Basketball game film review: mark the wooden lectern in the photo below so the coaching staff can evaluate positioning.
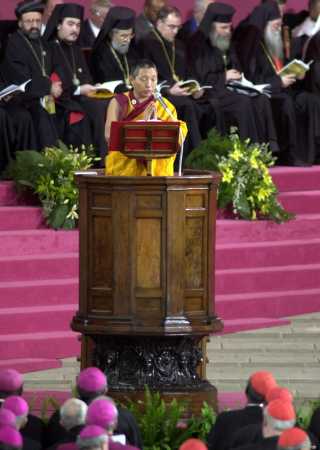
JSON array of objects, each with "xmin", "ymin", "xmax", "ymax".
[
  {"xmin": 72, "ymin": 121, "xmax": 222, "ymax": 413},
  {"xmin": 71, "ymin": 170, "xmax": 223, "ymax": 413}
]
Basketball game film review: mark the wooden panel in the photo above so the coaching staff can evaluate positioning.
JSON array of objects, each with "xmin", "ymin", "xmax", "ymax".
[
  {"xmin": 184, "ymin": 296, "xmax": 205, "ymax": 313},
  {"xmin": 185, "ymin": 217, "xmax": 204, "ymax": 289},
  {"xmin": 89, "ymin": 291, "xmax": 113, "ymax": 314},
  {"xmin": 186, "ymin": 194, "xmax": 205, "ymax": 209},
  {"xmin": 136, "ymin": 298, "xmax": 162, "ymax": 315},
  {"xmin": 136, "ymin": 194, "xmax": 162, "ymax": 209},
  {"xmin": 92, "ymin": 192, "xmax": 112, "ymax": 208},
  {"xmin": 136, "ymin": 219, "xmax": 161, "ymax": 289},
  {"xmin": 91, "ymin": 215, "xmax": 113, "ymax": 288}
]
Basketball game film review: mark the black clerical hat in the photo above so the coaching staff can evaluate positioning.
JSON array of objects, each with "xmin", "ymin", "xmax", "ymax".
[
  {"xmin": 15, "ymin": 0, "xmax": 44, "ymax": 19},
  {"xmin": 199, "ymin": 3, "xmax": 235, "ymax": 36},
  {"xmin": 249, "ymin": 1, "xmax": 281, "ymax": 32},
  {"xmin": 93, "ymin": 6, "xmax": 135, "ymax": 50},
  {"xmin": 43, "ymin": 3, "xmax": 84, "ymax": 41}
]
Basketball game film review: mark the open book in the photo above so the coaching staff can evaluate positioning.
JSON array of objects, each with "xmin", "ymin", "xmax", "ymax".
[
  {"xmin": 177, "ymin": 79, "xmax": 212, "ymax": 94},
  {"xmin": 0, "ymin": 79, "xmax": 31, "ymax": 100},
  {"xmin": 227, "ymin": 75, "xmax": 272, "ymax": 97},
  {"xmin": 278, "ymin": 59, "xmax": 313, "ymax": 78},
  {"xmin": 88, "ymin": 80, "xmax": 124, "ymax": 99}
]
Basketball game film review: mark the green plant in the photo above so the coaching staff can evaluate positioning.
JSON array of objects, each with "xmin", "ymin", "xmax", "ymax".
[
  {"xmin": 186, "ymin": 128, "xmax": 294, "ymax": 223},
  {"xmin": 124, "ymin": 386, "xmax": 216, "ymax": 450},
  {"xmin": 5, "ymin": 141, "xmax": 98, "ymax": 229},
  {"xmin": 296, "ymin": 399, "xmax": 320, "ymax": 430}
]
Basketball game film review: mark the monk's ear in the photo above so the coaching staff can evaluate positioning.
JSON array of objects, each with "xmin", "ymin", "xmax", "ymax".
[{"xmin": 18, "ymin": 19, "xmax": 22, "ymax": 29}]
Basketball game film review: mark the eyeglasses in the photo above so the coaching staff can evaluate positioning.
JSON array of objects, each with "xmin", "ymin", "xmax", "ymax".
[
  {"xmin": 22, "ymin": 18, "xmax": 42, "ymax": 25},
  {"xmin": 115, "ymin": 32, "xmax": 134, "ymax": 41}
]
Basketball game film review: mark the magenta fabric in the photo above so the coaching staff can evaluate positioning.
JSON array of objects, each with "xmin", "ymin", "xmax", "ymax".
[{"xmin": 0, "ymin": 0, "xmax": 308, "ymax": 22}]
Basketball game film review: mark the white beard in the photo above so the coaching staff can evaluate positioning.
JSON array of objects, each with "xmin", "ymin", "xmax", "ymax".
[
  {"xmin": 111, "ymin": 40, "xmax": 130, "ymax": 55},
  {"xmin": 209, "ymin": 31, "xmax": 231, "ymax": 53},
  {"xmin": 264, "ymin": 24, "xmax": 284, "ymax": 59}
]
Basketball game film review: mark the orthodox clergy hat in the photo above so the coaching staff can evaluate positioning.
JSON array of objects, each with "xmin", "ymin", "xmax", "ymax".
[
  {"xmin": 266, "ymin": 387, "xmax": 294, "ymax": 404},
  {"xmin": 0, "ymin": 426, "xmax": 23, "ymax": 448},
  {"xmin": 93, "ymin": 6, "xmax": 136, "ymax": 49},
  {"xmin": 15, "ymin": 0, "xmax": 45, "ymax": 19},
  {"xmin": 43, "ymin": 3, "xmax": 84, "ymax": 41},
  {"xmin": 3, "ymin": 396, "xmax": 29, "ymax": 417},
  {"xmin": 278, "ymin": 428, "xmax": 311, "ymax": 450},
  {"xmin": 179, "ymin": 438, "xmax": 208, "ymax": 450},
  {"xmin": 0, "ymin": 369, "xmax": 23, "ymax": 394},
  {"xmin": 77, "ymin": 367, "xmax": 107, "ymax": 394},
  {"xmin": 0, "ymin": 408, "xmax": 17, "ymax": 428},
  {"xmin": 76, "ymin": 425, "xmax": 108, "ymax": 449},
  {"xmin": 249, "ymin": 1, "xmax": 281, "ymax": 32},
  {"xmin": 199, "ymin": 2, "xmax": 235, "ymax": 36},
  {"xmin": 86, "ymin": 397, "xmax": 118, "ymax": 429}
]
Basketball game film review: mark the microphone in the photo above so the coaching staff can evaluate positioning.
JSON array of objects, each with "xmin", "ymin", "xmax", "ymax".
[{"xmin": 153, "ymin": 90, "xmax": 185, "ymax": 176}]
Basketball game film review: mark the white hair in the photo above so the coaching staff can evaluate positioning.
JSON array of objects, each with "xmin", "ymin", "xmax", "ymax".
[{"xmin": 60, "ymin": 398, "xmax": 88, "ymax": 431}]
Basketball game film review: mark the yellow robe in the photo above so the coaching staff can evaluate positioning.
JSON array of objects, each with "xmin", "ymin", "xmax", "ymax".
[{"xmin": 105, "ymin": 93, "xmax": 188, "ymax": 176}]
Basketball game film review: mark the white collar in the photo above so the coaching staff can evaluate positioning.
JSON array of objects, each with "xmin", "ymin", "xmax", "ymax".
[{"xmin": 88, "ymin": 19, "xmax": 100, "ymax": 37}]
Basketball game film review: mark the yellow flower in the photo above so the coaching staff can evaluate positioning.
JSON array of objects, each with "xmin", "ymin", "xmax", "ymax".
[
  {"xmin": 230, "ymin": 148, "xmax": 242, "ymax": 162},
  {"xmin": 250, "ymin": 156, "xmax": 259, "ymax": 169},
  {"xmin": 222, "ymin": 167, "xmax": 234, "ymax": 183},
  {"xmin": 251, "ymin": 210, "xmax": 257, "ymax": 220},
  {"xmin": 256, "ymin": 187, "xmax": 271, "ymax": 201}
]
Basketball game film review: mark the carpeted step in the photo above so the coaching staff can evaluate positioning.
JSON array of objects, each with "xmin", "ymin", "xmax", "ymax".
[
  {"xmin": 220, "ymin": 317, "xmax": 290, "ymax": 334},
  {"xmin": 0, "ymin": 253, "xmax": 78, "ymax": 282},
  {"xmin": 216, "ymin": 263, "xmax": 320, "ymax": 295},
  {"xmin": 0, "ymin": 305, "xmax": 76, "ymax": 334},
  {"xmin": 0, "ymin": 331, "xmax": 80, "ymax": 360},
  {"xmin": 270, "ymin": 166, "xmax": 320, "ymax": 192},
  {"xmin": 0, "ymin": 206, "xmax": 45, "ymax": 231},
  {"xmin": 0, "ymin": 358, "xmax": 62, "ymax": 373},
  {"xmin": 0, "ymin": 229, "xmax": 78, "ymax": 257},
  {"xmin": 216, "ymin": 214, "xmax": 320, "ymax": 244},
  {"xmin": 0, "ymin": 278, "xmax": 78, "ymax": 307},
  {"xmin": 278, "ymin": 191, "xmax": 320, "ymax": 214},
  {"xmin": 0, "ymin": 181, "xmax": 18, "ymax": 206},
  {"xmin": 216, "ymin": 288, "xmax": 320, "ymax": 319},
  {"xmin": 216, "ymin": 238, "xmax": 320, "ymax": 270}
]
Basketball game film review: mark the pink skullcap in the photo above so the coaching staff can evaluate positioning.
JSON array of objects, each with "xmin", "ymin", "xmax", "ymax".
[
  {"xmin": 3, "ymin": 396, "xmax": 29, "ymax": 416},
  {"xmin": 77, "ymin": 367, "xmax": 107, "ymax": 393},
  {"xmin": 179, "ymin": 438, "xmax": 208, "ymax": 450},
  {"xmin": 86, "ymin": 398, "xmax": 118, "ymax": 428},
  {"xmin": 267, "ymin": 400, "xmax": 296, "ymax": 421},
  {"xmin": 0, "ymin": 369, "xmax": 23, "ymax": 392},
  {"xmin": 278, "ymin": 428, "xmax": 310, "ymax": 448},
  {"xmin": 250, "ymin": 371, "xmax": 277, "ymax": 396},
  {"xmin": 79, "ymin": 425, "xmax": 107, "ymax": 440},
  {"xmin": 0, "ymin": 425, "xmax": 23, "ymax": 447},
  {"xmin": 266, "ymin": 387, "xmax": 294, "ymax": 404},
  {"xmin": 0, "ymin": 408, "xmax": 17, "ymax": 428}
]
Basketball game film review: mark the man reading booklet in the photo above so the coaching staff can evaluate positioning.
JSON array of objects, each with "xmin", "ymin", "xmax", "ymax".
[
  {"xmin": 0, "ymin": 79, "xmax": 31, "ymax": 101},
  {"xmin": 277, "ymin": 59, "xmax": 313, "ymax": 78},
  {"xmin": 105, "ymin": 60, "xmax": 187, "ymax": 176}
]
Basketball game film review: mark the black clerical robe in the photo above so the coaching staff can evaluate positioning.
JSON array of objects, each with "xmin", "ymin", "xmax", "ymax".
[
  {"xmin": 207, "ymin": 405, "xmax": 263, "ymax": 450},
  {"xmin": 2, "ymin": 30, "xmax": 60, "ymax": 149},
  {"xmin": 239, "ymin": 36, "xmax": 320, "ymax": 164},
  {"xmin": 78, "ymin": 19, "xmax": 96, "ymax": 48},
  {"xmin": 91, "ymin": 41, "xmax": 139, "ymax": 90},
  {"xmin": 188, "ymin": 35, "xmax": 278, "ymax": 150},
  {"xmin": 50, "ymin": 39, "xmax": 108, "ymax": 158},
  {"xmin": 140, "ymin": 30, "xmax": 218, "ymax": 158}
]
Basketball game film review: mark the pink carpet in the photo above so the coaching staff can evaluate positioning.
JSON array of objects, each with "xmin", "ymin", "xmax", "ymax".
[{"xmin": 0, "ymin": 167, "xmax": 320, "ymax": 373}]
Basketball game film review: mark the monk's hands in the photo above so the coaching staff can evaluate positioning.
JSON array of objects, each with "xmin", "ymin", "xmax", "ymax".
[
  {"xmin": 144, "ymin": 101, "xmax": 157, "ymax": 120},
  {"xmin": 80, "ymin": 84, "xmax": 97, "ymax": 96},
  {"xmin": 51, "ymin": 81, "xmax": 62, "ymax": 98},
  {"xmin": 169, "ymin": 83, "xmax": 190, "ymax": 96},
  {"xmin": 281, "ymin": 74, "xmax": 296, "ymax": 88},
  {"xmin": 226, "ymin": 69, "xmax": 242, "ymax": 81}
]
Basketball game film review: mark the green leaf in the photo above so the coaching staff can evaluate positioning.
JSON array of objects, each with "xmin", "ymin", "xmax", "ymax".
[{"xmin": 48, "ymin": 204, "xmax": 69, "ymax": 229}]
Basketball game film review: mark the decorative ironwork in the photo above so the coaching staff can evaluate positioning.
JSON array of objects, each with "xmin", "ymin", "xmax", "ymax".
[{"xmin": 93, "ymin": 335, "xmax": 209, "ymax": 391}]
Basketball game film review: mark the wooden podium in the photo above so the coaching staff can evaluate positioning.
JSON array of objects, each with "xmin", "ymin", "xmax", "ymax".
[{"xmin": 71, "ymin": 170, "xmax": 223, "ymax": 413}]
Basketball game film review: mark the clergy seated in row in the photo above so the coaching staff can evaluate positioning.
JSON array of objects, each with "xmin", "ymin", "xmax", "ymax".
[
  {"xmin": 139, "ymin": 6, "xmax": 219, "ymax": 159},
  {"xmin": 104, "ymin": 59, "xmax": 187, "ymax": 176},
  {"xmin": 43, "ymin": 3, "xmax": 109, "ymax": 159},
  {"xmin": 291, "ymin": 0, "xmax": 320, "ymax": 59},
  {"xmin": 91, "ymin": 6, "xmax": 140, "ymax": 90},
  {"xmin": 186, "ymin": 3, "xmax": 279, "ymax": 151},
  {"xmin": 234, "ymin": 0, "xmax": 320, "ymax": 166}
]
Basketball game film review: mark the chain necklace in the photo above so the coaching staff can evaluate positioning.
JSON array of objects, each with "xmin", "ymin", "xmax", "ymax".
[
  {"xmin": 18, "ymin": 30, "xmax": 47, "ymax": 76},
  {"xmin": 56, "ymin": 40, "xmax": 80, "ymax": 86},
  {"xmin": 151, "ymin": 29, "xmax": 179, "ymax": 82},
  {"xmin": 108, "ymin": 43, "xmax": 130, "ymax": 86},
  {"xmin": 261, "ymin": 42, "xmax": 282, "ymax": 74}
]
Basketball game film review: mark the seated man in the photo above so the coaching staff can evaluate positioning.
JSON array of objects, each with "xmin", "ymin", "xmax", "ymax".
[
  {"xmin": 105, "ymin": 59, "xmax": 187, "ymax": 176},
  {"xmin": 78, "ymin": 0, "xmax": 112, "ymax": 48}
]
